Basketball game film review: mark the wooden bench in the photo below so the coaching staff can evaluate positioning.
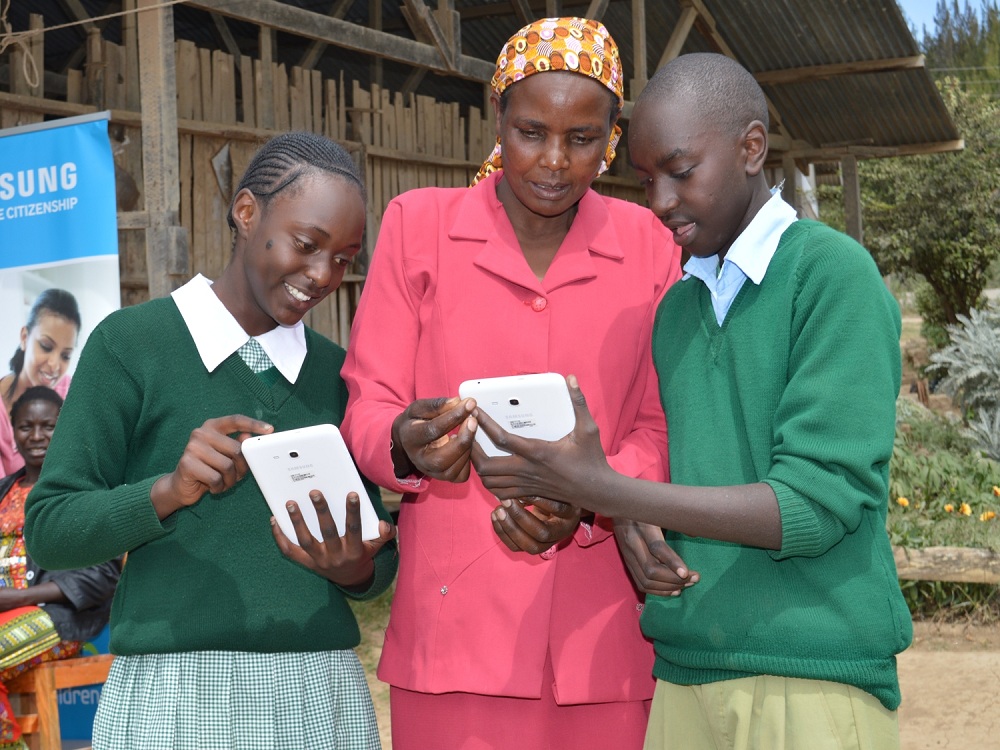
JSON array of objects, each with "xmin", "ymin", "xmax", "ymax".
[{"xmin": 8, "ymin": 653, "xmax": 114, "ymax": 750}]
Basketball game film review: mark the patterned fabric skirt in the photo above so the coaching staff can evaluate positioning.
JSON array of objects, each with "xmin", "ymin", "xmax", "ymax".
[{"xmin": 93, "ymin": 650, "xmax": 381, "ymax": 750}]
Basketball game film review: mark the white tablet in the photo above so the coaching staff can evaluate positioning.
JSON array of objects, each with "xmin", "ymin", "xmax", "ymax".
[
  {"xmin": 242, "ymin": 423, "xmax": 381, "ymax": 544},
  {"xmin": 459, "ymin": 372, "xmax": 575, "ymax": 457}
]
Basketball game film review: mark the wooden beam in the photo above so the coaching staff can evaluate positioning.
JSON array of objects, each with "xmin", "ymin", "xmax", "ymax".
[
  {"xmin": 186, "ymin": 0, "xmax": 494, "ymax": 82},
  {"xmin": 630, "ymin": 0, "xmax": 647, "ymax": 99},
  {"xmin": 511, "ymin": 0, "xmax": 534, "ymax": 25},
  {"xmin": 56, "ymin": 0, "xmax": 96, "ymax": 33},
  {"xmin": 894, "ymin": 546, "xmax": 1000, "ymax": 584},
  {"xmin": 783, "ymin": 139, "xmax": 965, "ymax": 162},
  {"xmin": 657, "ymin": 4, "xmax": 697, "ymax": 69},
  {"xmin": 755, "ymin": 56, "xmax": 925, "ymax": 86},
  {"xmin": 841, "ymin": 154, "xmax": 862, "ymax": 244},
  {"xmin": 210, "ymin": 13, "xmax": 242, "ymax": 70},
  {"xmin": 400, "ymin": 67, "xmax": 428, "ymax": 96},
  {"xmin": 0, "ymin": 89, "xmax": 364, "ymax": 149},
  {"xmin": 136, "ymin": 0, "xmax": 188, "ymax": 297},
  {"xmin": 298, "ymin": 0, "xmax": 354, "ymax": 70},
  {"xmin": 401, "ymin": 0, "xmax": 457, "ymax": 71},
  {"xmin": 584, "ymin": 0, "xmax": 610, "ymax": 20}
]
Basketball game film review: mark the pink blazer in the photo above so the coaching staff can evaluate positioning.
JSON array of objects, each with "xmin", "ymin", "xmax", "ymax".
[{"xmin": 341, "ymin": 173, "xmax": 682, "ymax": 704}]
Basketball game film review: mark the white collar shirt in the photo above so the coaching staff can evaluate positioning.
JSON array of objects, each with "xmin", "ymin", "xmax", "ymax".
[
  {"xmin": 170, "ymin": 274, "xmax": 307, "ymax": 384},
  {"xmin": 682, "ymin": 190, "xmax": 798, "ymax": 326}
]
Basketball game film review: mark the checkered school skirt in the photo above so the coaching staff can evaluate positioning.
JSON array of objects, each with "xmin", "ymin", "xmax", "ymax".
[{"xmin": 92, "ymin": 650, "xmax": 381, "ymax": 750}]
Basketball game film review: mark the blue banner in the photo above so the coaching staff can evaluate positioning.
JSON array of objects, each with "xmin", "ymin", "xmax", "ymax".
[
  {"xmin": 0, "ymin": 113, "xmax": 121, "ymax": 406},
  {"xmin": 0, "ymin": 113, "xmax": 118, "ymax": 269}
]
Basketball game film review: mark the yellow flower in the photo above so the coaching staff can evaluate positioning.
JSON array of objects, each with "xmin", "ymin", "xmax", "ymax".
[
  {"xmin": 896, "ymin": 497, "xmax": 910, "ymax": 508},
  {"xmin": 959, "ymin": 502, "xmax": 973, "ymax": 516},
  {"xmin": 993, "ymin": 486, "xmax": 1000, "ymax": 497},
  {"xmin": 981, "ymin": 511, "xmax": 997, "ymax": 522},
  {"xmin": 944, "ymin": 504, "xmax": 954, "ymax": 513}
]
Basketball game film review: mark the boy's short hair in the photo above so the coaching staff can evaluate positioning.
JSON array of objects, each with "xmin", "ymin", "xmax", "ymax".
[{"xmin": 644, "ymin": 53, "xmax": 768, "ymax": 136}]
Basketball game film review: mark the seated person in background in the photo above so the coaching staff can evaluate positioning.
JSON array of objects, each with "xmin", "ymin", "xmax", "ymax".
[
  {"xmin": 473, "ymin": 53, "xmax": 911, "ymax": 750},
  {"xmin": 0, "ymin": 289, "xmax": 81, "ymax": 476},
  {"xmin": 0, "ymin": 386, "xmax": 120, "ymax": 749}
]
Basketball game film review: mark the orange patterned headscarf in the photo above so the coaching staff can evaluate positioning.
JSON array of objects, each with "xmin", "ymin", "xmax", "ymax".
[{"xmin": 472, "ymin": 17, "xmax": 624, "ymax": 186}]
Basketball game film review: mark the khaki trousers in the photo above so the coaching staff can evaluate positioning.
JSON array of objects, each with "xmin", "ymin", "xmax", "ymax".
[{"xmin": 644, "ymin": 675, "xmax": 899, "ymax": 750}]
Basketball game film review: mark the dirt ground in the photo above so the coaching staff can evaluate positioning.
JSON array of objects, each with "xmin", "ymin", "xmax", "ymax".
[
  {"xmin": 363, "ymin": 619, "xmax": 1000, "ymax": 750},
  {"xmin": 899, "ymin": 620, "xmax": 1000, "ymax": 750}
]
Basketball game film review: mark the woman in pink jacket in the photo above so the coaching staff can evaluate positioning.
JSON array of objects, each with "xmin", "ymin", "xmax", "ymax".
[{"xmin": 341, "ymin": 17, "xmax": 683, "ymax": 750}]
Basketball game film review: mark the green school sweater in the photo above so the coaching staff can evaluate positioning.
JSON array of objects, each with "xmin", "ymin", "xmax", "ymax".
[
  {"xmin": 25, "ymin": 298, "xmax": 397, "ymax": 655},
  {"xmin": 645, "ymin": 220, "xmax": 912, "ymax": 710}
]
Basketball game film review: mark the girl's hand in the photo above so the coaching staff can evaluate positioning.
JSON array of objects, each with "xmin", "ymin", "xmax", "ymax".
[
  {"xmin": 272, "ymin": 490, "xmax": 396, "ymax": 587},
  {"xmin": 472, "ymin": 376, "xmax": 611, "ymax": 511},
  {"xmin": 151, "ymin": 415, "xmax": 273, "ymax": 520},
  {"xmin": 491, "ymin": 496, "xmax": 583, "ymax": 555},
  {"xmin": 391, "ymin": 397, "xmax": 478, "ymax": 482}
]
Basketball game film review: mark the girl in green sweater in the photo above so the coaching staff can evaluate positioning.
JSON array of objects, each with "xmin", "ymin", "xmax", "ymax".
[{"xmin": 25, "ymin": 132, "xmax": 397, "ymax": 749}]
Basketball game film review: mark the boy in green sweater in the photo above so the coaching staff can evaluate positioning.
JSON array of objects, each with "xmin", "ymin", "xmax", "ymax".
[{"xmin": 473, "ymin": 53, "xmax": 911, "ymax": 749}]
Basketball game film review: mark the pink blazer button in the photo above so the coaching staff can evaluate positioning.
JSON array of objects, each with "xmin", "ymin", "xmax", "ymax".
[{"xmin": 530, "ymin": 296, "xmax": 547, "ymax": 312}]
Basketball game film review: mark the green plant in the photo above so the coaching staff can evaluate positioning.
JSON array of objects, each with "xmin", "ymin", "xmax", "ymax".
[
  {"xmin": 927, "ymin": 303, "xmax": 1000, "ymax": 459},
  {"xmin": 928, "ymin": 305, "xmax": 1000, "ymax": 410},
  {"xmin": 862, "ymin": 78, "xmax": 1000, "ymax": 326},
  {"xmin": 899, "ymin": 579, "xmax": 1000, "ymax": 624},
  {"xmin": 915, "ymin": 282, "xmax": 952, "ymax": 351},
  {"xmin": 889, "ymin": 398, "xmax": 999, "ymax": 550}
]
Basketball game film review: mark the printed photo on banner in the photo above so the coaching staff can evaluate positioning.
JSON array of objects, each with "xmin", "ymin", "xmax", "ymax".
[{"xmin": 0, "ymin": 111, "xmax": 120, "ymax": 394}]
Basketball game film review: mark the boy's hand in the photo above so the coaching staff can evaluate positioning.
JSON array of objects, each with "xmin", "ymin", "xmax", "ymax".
[
  {"xmin": 391, "ymin": 397, "xmax": 478, "ymax": 482},
  {"xmin": 614, "ymin": 520, "xmax": 699, "ymax": 596},
  {"xmin": 472, "ymin": 375, "xmax": 610, "ymax": 511},
  {"xmin": 491, "ymin": 496, "xmax": 582, "ymax": 555},
  {"xmin": 151, "ymin": 415, "xmax": 273, "ymax": 520},
  {"xmin": 272, "ymin": 490, "xmax": 396, "ymax": 588}
]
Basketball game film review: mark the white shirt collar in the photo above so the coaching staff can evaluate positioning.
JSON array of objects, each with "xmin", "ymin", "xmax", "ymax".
[
  {"xmin": 171, "ymin": 274, "xmax": 307, "ymax": 383},
  {"xmin": 723, "ymin": 191, "xmax": 798, "ymax": 284}
]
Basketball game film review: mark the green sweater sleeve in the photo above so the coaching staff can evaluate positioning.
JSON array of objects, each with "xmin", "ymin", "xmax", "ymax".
[
  {"xmin": 764, "ymin": 227, "xmax": 901, "ymax": 559},
  {"xmin": 25, "ymin": 325, "xmax": 170, "ymax": 570}
]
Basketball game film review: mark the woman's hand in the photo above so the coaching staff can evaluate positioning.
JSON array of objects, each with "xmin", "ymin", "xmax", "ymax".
[
  {"xmin": 272, "ymin": 490, "xmax": 396, "ymax": 588},
  {"xmin": 472, "ymin": 376, "xmax": 612, "ymax": 512},
  {"xmin": 491, "ymin": 496, "xmax": 583, "ymax": 555},
  {"xmin": 614, "ymin": 519, "xmax": 699, "ymax": 596},
  {"xmin": 391, "ymin": 397, "xmax": 478, "ymax": 483},
  {"xmin": 150, "ymin": 415, "xmax": 273, "ymax": 520}
]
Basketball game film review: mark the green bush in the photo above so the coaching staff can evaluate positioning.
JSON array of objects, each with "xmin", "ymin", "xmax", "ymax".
[{"xmin": 888, "ymin": 398, "xmax": 999, "ymax": 551}]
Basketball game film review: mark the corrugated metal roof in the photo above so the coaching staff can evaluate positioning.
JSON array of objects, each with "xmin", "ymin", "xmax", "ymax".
[{"xmin": 7, "ymin": 0, "xmax": 961, "ymax": 161}]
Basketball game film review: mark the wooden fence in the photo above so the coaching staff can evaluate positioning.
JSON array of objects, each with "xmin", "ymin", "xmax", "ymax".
[{"xmin": 0, "ymin": 13, "xmax": 644, "ymax": 345}]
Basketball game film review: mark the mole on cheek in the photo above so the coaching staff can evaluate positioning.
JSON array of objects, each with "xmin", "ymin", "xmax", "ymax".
[{"xmin": 266, "ymin": 240, "xmax": 273, "ymax": 249}]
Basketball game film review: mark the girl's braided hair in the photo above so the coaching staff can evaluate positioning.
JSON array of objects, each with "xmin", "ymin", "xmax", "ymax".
[{"xmin": 226, "ymin": 131, "xmax": 365, "ymax": 231}]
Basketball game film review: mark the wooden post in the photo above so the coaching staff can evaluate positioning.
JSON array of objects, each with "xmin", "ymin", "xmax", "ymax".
[
  {"xmin": 137, "ymin": 0, "xmax": 189, "ymax": 297},
  {"xmin": 257, "ymin": 26, "xmax": 275, "ymax": 129},
  {"xmin": 781, "ymin": 154, "xmax": 799, "ymax": 215},
  {"xmin": 842, "ymin": 154, "xmax": 863, "ymax": 245},
  {"xmin": 122, "ymin": 0, "xmax": 141, "ymax": 110},
  {"xmin": 370, "ymin": 0, "xmax": 383, "ymax": 89},
  {"xmin": 630, "ymin": 0, "xmax": 647, "ymax": 100}
]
